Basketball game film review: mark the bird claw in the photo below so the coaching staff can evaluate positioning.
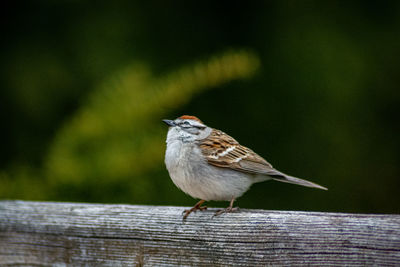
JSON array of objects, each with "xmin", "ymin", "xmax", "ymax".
[
  {"xmin": 213, "ymin": 206, "xmax": 238, "ymax": 217},
  {"xmin": 182, "ymin": 205, "xmax": 207, "ymax": 220}
]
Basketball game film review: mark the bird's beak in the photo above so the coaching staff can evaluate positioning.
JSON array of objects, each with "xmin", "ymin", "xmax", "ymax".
[{"xmin": 162, "ymin": 119, "xmax": 175, "ymax": 127}]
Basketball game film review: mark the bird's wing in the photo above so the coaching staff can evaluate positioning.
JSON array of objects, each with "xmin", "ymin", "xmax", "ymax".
[
  {"xmin": 198, "ymin": 129, "xmax": 278, "ymax": 176},
  {"xmin": 199, "ymin": 129, "xmax": 328, "ymax": 190}
]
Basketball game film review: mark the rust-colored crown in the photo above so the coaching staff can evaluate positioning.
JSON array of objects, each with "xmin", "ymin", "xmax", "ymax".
[{"xmin": 178, "ymin": 115, "xmax": 203, "ymax": 123}]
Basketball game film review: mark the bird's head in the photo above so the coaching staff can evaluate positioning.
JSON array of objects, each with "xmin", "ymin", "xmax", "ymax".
[{"xmin": 163, "ymin": 115, "xmax": 211, "ymax": 143}]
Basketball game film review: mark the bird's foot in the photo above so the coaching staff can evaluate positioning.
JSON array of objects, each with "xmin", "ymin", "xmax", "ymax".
[
  {"xmin": 182, "ymin": 200, "xmax": 207, "ymax": 220},
  {"xmin": 213, "ymin": 198, "xmax": 238, "ymax": 217},
  {"xmin": 213, "ymin": 206, "xmax": 238, "ymax": 217}
]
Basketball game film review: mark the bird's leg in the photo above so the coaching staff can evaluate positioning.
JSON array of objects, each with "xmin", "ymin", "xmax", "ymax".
[
  {"xmin": 183, "ymin": 199, "xmax": 207, "ymax": 220},
  {"xmin": 213, "ymin": 198, "xmax": 238, "ymax": 217}
]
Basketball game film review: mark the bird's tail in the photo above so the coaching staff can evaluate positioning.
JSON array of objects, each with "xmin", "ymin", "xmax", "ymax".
[{"xmin": 270, "ymin": 172, "xmax": 328, "ymax": 190}]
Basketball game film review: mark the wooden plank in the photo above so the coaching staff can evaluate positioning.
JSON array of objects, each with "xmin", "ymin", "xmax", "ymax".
[{"xmin": 0, "ymin": 200, "xmax": 399, "ymax": 266}]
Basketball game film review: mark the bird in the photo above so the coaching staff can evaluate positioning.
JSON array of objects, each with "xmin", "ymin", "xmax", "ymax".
[{"xmin": 163, "ymin": 115, "xmax": 327, "ymax": 219}]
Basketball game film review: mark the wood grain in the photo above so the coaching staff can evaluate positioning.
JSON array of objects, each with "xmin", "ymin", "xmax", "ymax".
[{"xmin": 1, "ymin": 200, "xmax": 399, "ymax": 266}]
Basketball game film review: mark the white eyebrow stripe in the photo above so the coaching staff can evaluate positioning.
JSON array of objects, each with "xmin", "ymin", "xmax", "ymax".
[{"xmin": 189, "ymin": 120, "xmax": 206, "ymax": 127}]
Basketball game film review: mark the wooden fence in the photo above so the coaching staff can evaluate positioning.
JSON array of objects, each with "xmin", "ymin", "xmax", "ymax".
[{"xmin": 1, "ymin": 200, "xmax": 399, "ymax": 266}]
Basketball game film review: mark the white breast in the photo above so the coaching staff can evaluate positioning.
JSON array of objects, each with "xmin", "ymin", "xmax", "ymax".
[{"xmin": 164, "ymin": 138, "xmax": 253, "ymax": 201}]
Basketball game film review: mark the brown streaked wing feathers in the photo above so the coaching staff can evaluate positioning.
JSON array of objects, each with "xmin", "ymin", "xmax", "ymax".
[{"xmin": 199, "ymin": 129, "xmax": 277, "ymax": 175}]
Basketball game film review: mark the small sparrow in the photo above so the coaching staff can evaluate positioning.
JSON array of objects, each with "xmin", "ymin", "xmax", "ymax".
[{"xmin": 163, "ymin": 115, "xmax": 327, "ymax": 219}]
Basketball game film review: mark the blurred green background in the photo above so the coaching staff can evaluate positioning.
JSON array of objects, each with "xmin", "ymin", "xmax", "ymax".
[{"xmin": 1, "ymin": 1, "xmax": 399, "ymax": 214}]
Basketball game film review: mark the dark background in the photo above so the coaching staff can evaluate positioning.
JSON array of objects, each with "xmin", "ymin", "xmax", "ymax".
[{"xmin": 1, "ymin": 1, "xmax": 399, "ymax": 214}]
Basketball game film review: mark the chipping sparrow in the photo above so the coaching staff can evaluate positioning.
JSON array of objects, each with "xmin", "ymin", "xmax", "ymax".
[{"xmin": 163, "ymin": 115, "xmax": 327, "ymax": 219}]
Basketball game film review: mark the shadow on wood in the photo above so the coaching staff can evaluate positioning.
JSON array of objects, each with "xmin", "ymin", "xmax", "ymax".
[{"xmin": 1, "ymin": 200, "xmax": 399, "ymax": 266}]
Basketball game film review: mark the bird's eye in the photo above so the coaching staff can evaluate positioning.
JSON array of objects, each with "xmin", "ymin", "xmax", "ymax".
[{"xmin": 178, "ymin": 120, "xmax": 191, "ymax": 127}]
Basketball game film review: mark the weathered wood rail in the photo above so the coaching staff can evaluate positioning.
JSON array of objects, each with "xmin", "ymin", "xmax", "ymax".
[{"xmin": 0, "ymin": 201, "xmax": 399, "ymax": 266}]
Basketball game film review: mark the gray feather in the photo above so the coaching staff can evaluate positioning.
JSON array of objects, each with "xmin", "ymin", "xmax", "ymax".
[{"xmin": 269, "ymin": 171, "xmax": 328, "ymax": 190}]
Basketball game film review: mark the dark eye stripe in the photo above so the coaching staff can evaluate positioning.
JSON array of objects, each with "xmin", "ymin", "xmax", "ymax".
[
  {"xmin": 179, "ymin": 122, "xmax": 191, "ymax": 128},
  {"xmin": 179, "ymin": 120, "xmax": 205, "ymax": 129}
]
